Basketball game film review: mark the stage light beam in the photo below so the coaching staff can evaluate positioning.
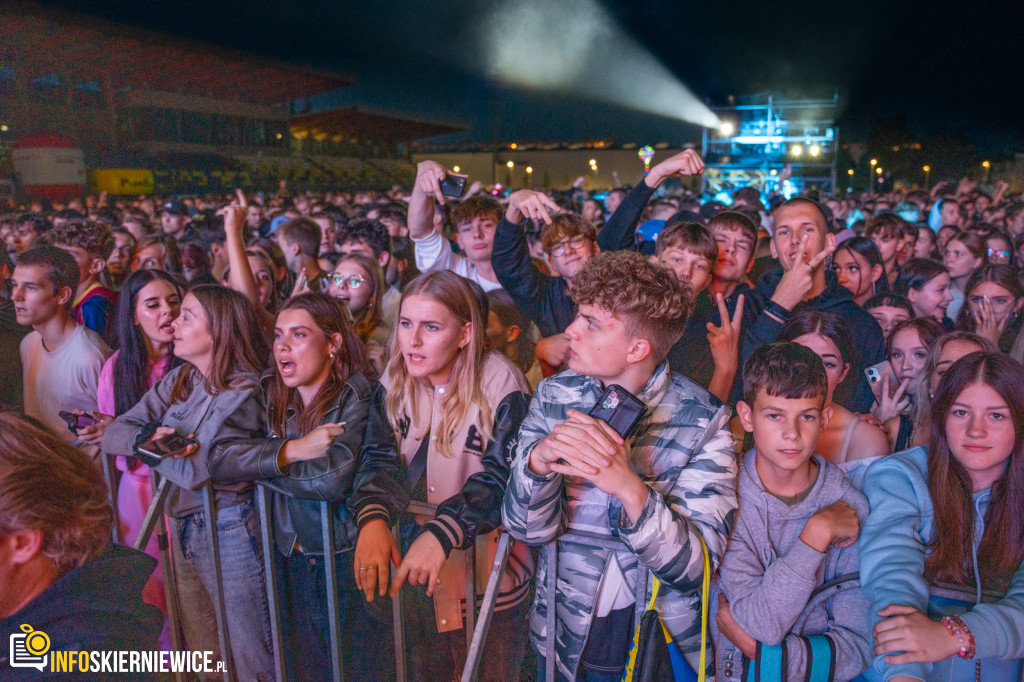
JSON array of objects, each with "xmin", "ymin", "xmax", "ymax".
[{"xmin": 483, "ymin": 0, "xmax": 720, "ymax": 128}]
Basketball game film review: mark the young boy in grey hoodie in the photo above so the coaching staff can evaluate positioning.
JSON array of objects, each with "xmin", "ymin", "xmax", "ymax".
[{"xmin": 713, "ymin": 342, "xmax": 872, "ymax": 681}]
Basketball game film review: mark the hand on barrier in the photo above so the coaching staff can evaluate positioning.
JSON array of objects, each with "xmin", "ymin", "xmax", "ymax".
[
  {"xmin": 354, "ymin": 518, "xmax": 402, "ymax": 602},
  {"xmin": 391, "ymin": 532, "xmax": 446, "ymax": 598}
]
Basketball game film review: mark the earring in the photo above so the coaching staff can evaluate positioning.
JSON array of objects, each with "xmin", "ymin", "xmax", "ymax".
[{"xmin": 329, "ymin": 352, "xmax": 335, "ymax": 359}]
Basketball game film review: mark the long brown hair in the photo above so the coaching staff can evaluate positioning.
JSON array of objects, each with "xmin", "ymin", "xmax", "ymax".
[
  {"xmin": 926, "ymin": 352, "xmax": 1024, "ymax": 589},
  {"xmin": 333, "ymin": 253, "xmax": 384, "ymax": 343},
  {"xmin": 169, "ymin": 285, "xmax": 270, "ymax": 403},
  {"xmin": 383, "ymin": 270, "xmax": 492, "ymax": 458},
  {"xmin": 266, "ymin": 293, "xmax": 367, "ymax": 437}
]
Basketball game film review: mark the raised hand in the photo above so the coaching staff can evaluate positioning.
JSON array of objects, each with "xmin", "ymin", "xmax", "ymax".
[
  {"xmin": 707, "ymin": 293, "xmax": 744, "ymax": 370},
  {"xmin": 770, "ymin": 235, "xmax": 835, "ymax": 311},
  {"xmin": 646, "ymin": 149, "xmax": 705, "ymax": 187},
  {"xmin": 414, "ymin": 160, "xmax": 452, "ymax": 205},
  {"xmin": 873, "ymin": 374, "xmax": 911, "ymax": 424},
  {"xmin": 972, "ymin": 297, "xmax": 1006, "ymax": 346},
  {"xmin": 506, "ymin": 190, "xmax": 562, "ymax": 225}
]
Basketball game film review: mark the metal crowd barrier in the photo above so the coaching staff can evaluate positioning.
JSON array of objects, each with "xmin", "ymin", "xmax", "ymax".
[
  {"xmin": 103, "ymin": 454, "xmax": 521, "ymax": 682},
  {"xmin": 105, "ymin": 455, "xmax": 234, "ymax": 682}
]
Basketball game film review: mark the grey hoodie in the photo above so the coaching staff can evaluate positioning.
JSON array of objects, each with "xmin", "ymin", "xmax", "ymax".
[
  {"xmin": 102, "ymin": 365, "xmax": 263, "ymax": 517},
  {"xmin": 713, "ymin": 449, "xmax": 872, "ymax": 681}
]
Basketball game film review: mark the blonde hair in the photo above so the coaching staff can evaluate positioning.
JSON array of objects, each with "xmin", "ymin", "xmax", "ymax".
[{"xmin": 384, "ymin": 271, "xmax": 492, "ymax": 457}]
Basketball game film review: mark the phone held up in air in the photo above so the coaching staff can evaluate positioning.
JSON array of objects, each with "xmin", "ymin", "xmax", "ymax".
[
  {"xmin": 136, "ymin": 433, "xmax": 199, "ymax": 467},
  {"xmin": 558, "ymin": 384, "xmax": 648, "ymax": 468},
  {"xmin": 59, "ymin": 410, "xmax": 99, "ymax": 434},
  {"xmin": 439, "ymin": 172, "xmax": 468, "ymax": 198},
  {"xmin": 864, "ymin": 360, "xmax": 898, "ymax": 403}
]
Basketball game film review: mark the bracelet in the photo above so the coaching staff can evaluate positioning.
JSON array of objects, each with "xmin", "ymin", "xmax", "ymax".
[
  {"xmin": 941, "ymin": 614, "xmax": 976, "ymax": 660},
  {"xmin": 764, "ymin": 299, "xmax": 792, "ymax": 321}
]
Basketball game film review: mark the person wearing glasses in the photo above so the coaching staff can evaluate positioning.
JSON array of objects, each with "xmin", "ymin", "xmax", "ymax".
[
  {"xmin": 955, "ymin": 264, "xmax": 1024, "ymax": 352},
  {"xmin": 489, "ymin": 189, "xmax": 602, "ymax": 373},
  {"xmin": 328, "ymin": 253, "xmax": 389, "ymax": 377}
]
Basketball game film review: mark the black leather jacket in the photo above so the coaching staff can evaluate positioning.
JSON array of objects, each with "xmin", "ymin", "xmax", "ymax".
[{"xmin": 208, "ymin": 371, "xmax": 407, "ymax": 556}]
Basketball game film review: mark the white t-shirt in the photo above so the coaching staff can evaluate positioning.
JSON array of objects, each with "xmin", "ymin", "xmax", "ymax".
[
  {"xmin": 21, "ymin": 324, "xmax": 111, "ymax": 442},
  {"xmin": 412, "ymin": 230, "xmax": 504, "ymax": 292}
]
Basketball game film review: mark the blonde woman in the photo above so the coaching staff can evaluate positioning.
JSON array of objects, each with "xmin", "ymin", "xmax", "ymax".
[{"xmin": 352, "ymin": 270, "xmax": 534, "ymax": 681}]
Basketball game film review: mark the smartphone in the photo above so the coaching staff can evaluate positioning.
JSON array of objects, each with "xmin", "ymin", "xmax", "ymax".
[
  {"xmin": 136, "ymin": 433, "xmax": 199, "ymax": 467},
  {"xmin": 59, "ymin": 410, "xmax": 99, "ymax": 434},
  {"xmin": 439, "ymin": 173, "xmax": 468, "ymax": 198},
  {"xmin": 864, "ymin": 360, "xmax": 898, "ymax": 403},
  {"xmin": 557, "ymin": 385, "xmax": 648, "ymax": 468}
]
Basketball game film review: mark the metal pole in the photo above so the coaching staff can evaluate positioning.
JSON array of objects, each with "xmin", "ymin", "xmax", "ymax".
[
  {"xmin": 321, "ymin": 501, "xmax": 345, "ymax": 682},
  {"xmin": 464, "ymin": 542, "xmax": 476, "ymax": 663},
  {"xmin": 202, "ymin": 483, "xmax": 235, "ymax": 682},
  {"xmin": 150, "ymin": 470, "xmax": 185, "ymax": 682},
  {"xmin": 544, "ymin": 543, "xmax": 557, "ymax": 682},
  {"xmin": 102, "ymin": 453, "xmax": 123, "ymax": 544},
  {"xmin": 391, "ymin": 519, "xmax": 408, "ymax": 682},
  {"xmin": 134, "ymin": 478, "xmax": 174, "ymax": 552},
  {"xmin": 257, "ymin": 487, "xmax": 287, "ymax": 682},
  {"xmin": 460, "ymin": 533, "xmax": 513, "ymax": 682}
]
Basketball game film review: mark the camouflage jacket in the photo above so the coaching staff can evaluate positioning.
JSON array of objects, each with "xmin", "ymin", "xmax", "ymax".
[{"xmin": 502, "ymin": 362, "xmax": 739, "ymax": 679}]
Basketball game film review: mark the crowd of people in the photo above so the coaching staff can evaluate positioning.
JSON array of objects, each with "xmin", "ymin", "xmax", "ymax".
[{"xmin": 2, "ymin": 148, "xmax": 1024, "ymax": 681}]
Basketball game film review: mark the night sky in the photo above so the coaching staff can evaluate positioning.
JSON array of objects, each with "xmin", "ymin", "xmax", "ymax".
[{"xmin": 35, "ymin": 0, "xmax": 1024, "ymax": 153}]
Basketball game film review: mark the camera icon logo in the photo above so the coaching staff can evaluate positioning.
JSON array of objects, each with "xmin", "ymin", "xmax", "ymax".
[{"xmin": 9, "ymin": 624, "xmax": 49, "ymax": 671}]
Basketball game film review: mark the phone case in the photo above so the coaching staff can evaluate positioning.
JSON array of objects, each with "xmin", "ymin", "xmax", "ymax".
[
  {"xmin": 439, "ymin": 174, "xmax": 468, "ymax": 198},
  {"xmin": 588, "ymin": 384, "xmax": 648, "ymax": 439}
]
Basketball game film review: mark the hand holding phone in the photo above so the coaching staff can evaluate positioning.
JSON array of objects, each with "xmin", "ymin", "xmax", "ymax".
[
  {"xmin": 439, "ymin": 173, "xmax": 468, "ymax": 199},
  {"xmin": 136, "ymin": 430, "xmax": 199, "ymax": 467},
  {"xmin": 59, "ymin": 410, "xmax": 99, "ymax": 435}
]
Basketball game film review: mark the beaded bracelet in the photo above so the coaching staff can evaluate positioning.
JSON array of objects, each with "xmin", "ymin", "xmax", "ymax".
[{"xmin": 941, "ymin": 614, "xmax": 976, "ymax": 660}]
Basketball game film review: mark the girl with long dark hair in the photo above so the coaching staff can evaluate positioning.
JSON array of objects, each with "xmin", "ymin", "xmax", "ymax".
[
  {"xmin": 861, "ymin": 352, "xmax": 1024, "ymax": 679},
  {"xmin": 208, "ymin": 293, "xmax": 397, "ymax": 681},
  {"xmin": 103, "ymin": 286, "xmax": 274, "ymax": 680},
  {"xmin": 73, "ymin": 268, "xmax": 184, "ymax": 649},
  {"xmin": 832, "ymin": 236, "xmax": 888, "ymax": 306}
]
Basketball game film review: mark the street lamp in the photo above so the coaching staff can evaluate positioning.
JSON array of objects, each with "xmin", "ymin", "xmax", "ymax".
[
  {"xmin": 876, "ymin": 167, "xmax": 883, "ymax": 174},
  {"xmin": 982, "ymin": 160, "xmax": 991, "ymax": 183},
  {"xmin": 847, "ymin": 169, "xmax": 854, "ymax": 176},
  {"xmin": 870, "ymin": 158, "xmax": 877, "ymax": 167},
  {"xmin": 923, "ymin": 165, "xmax": 931, "ymax": 185}
]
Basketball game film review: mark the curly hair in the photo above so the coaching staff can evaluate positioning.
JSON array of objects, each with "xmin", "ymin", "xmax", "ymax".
[
  {"xmin": 569, "ymin": 251, "xmax": 693, "ymax": 362},
  {"xmin": 43, "ymin": 219, "xmax": 115, "ymax": 259},
  {"xmin": 0, "ymin": 412, "xmax": 112, "ymax": 577}
]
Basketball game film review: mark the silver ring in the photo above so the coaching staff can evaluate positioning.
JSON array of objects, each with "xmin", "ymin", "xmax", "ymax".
[{"xmin": 360, "ymin": 566, "xmax": 370, "ymax": 571}]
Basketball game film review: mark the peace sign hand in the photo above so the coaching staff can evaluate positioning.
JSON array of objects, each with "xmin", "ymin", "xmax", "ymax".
[
  {"xmin": 770, "ymin": 235, "xmax": 834, "ymax": 311},
  {"xmin": 707, "ymin": 293, "xmax": 744, "ymax": 374}
]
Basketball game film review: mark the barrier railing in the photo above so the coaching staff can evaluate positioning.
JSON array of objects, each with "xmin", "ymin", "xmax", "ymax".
[{"xmin": 107, "ymin": 458, "xmax": 519, "ymax": 682}]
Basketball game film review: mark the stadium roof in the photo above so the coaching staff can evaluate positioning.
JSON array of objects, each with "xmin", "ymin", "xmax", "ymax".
[
  {"xmin": 1, "ymin": 2, "xmax": 352, "ymax": 104},
  {"xmin": 290, "ymin": 107, "xmax": 464, "ymax": 144}
]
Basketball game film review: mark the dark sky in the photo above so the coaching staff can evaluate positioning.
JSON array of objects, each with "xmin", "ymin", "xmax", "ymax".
[{"xmin": 38, "ymin": 0, "xmax": 1024, "ymax": 152}]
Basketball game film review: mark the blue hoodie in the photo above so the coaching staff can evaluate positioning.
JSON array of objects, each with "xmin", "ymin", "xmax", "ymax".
[{"xmin": 860, "ymin": 447, "xmax": 1024, "ymax": 680}]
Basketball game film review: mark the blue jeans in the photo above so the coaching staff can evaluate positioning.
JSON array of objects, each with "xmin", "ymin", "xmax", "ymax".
[
  {"xmin": 275, "ymin": 548, "xmax": 395, "ymax": 682},
  {"xmin": 170, "ymin": 500, "xmax": 275, "ymax": 682}
]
